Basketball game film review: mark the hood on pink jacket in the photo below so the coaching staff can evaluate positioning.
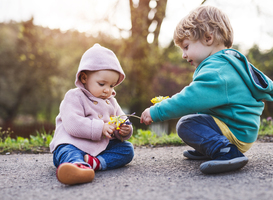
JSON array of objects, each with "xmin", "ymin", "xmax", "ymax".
[{"xmin": 75, "ymin": 43, "xmax": 125, "ymax": 89}]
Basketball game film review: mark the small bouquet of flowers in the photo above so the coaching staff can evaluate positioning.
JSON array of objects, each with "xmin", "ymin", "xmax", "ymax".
[
  {"xmin": 108, "ymin": 112, "xmax": 140, "ymax": 142},
  {"xmin": 108, "ymin": 112, "xmax": 140, "ymax": 130}
]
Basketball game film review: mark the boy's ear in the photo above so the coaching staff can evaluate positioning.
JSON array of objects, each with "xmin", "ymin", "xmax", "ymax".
[
  {"xmin": 204, "ymin": 32, "xmax": 214, "ymax": 46},
  {"xmin": 80, "ymin": 71, "xmax": 87, "ymax": 84}
]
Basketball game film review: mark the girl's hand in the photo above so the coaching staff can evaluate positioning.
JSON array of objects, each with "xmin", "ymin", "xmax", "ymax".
[
  {"xmin": 102, "ymin": 123, "xmax": 117, "ymax": 139},
  {"xmin": 140, "ymin": 108, "xmax": 153, "ymax": 125},
  {"xmin": 118, "ymin": 124, "xmax": 132, "ymax": 137}
]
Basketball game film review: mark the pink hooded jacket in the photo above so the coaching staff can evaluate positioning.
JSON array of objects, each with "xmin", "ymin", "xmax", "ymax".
[{"xmin": 49, "ymin": 44, "xmax": 133, "ymax": 156}]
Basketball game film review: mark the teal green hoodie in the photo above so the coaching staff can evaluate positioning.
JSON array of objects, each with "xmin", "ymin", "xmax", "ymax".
[{"xmin": 150, "ymin": 49, "xmax": 273, "ymax": 143}]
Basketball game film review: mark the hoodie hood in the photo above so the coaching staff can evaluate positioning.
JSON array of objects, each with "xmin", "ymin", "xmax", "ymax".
[
  {"xmin": 75, "ymin": 43, "xmax": 125, "ymax": 89},
  {"xmin": 222, "ymin": 49, "xmax": 273, "ymax": 101}
]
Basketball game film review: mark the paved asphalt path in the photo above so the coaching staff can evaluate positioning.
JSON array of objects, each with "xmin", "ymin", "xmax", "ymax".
[{"xmin": 1, "ymin": 142, "xmax": 273, "ymax": 200}]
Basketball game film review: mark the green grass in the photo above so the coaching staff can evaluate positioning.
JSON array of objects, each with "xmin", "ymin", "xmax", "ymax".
[
  {"xmin": 0, "ymin": 127, "xmax": 53, "ymax": 154},
  {"xmin": 1, "ymin": 118, "xmax": 273, "ymax": 154},
  {"xmin": 258, "ymin": 118, "xmax": 273, "ymax": 136},
  {"xmin": 128, "ymin": 129, "xmax": 183, "ymax": 146}
]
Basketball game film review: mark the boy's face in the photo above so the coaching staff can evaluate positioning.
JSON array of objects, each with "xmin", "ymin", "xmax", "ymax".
[
  {"xmin": 180, "ymin": 37, "xmax": 214, "ymax": 68},
  {"xmin": 80, "ymin": 70, "xmax": 119, "ymax": 99}
]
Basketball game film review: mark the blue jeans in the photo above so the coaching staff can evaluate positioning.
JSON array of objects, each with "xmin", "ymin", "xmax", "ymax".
[
  {"xmin": 53, "ymin": 139, "xmax": 134, "ymax": 170},
  {"xmin": 176, "ymin": 114, "xmax": 231, "ymax": 158}
]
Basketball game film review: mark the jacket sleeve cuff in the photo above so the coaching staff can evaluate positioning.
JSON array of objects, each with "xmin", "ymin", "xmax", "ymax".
[{"xmin": 150, "ymin": 104, "xmax": 162, "ymax": 122}]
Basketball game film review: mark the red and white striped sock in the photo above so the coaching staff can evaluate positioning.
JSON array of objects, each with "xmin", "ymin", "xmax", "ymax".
[{"xmin": 84, "ymin": 154, "xmax": 101, "ymax": 171}]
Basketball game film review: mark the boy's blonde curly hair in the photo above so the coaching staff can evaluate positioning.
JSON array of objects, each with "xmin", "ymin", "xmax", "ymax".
[{"xmin": 173, "ymin": 5, "xmax": 233, "ymax": 48}]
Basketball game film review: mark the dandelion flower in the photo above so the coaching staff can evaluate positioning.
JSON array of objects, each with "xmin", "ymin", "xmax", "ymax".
[{"xmin": 151, "ymin": 96, "xmax": 169, "ymax": 104}]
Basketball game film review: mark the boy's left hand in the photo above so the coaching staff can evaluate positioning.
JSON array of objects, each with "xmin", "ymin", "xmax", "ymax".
[{"xmin": 118, "ymin": 124, "xmax": 132, "ymax": 137}]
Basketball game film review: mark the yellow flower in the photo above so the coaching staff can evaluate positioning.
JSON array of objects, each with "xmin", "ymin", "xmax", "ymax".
[
  {"xmin": 108, "ymin": 116, "xmax": 125, "ymax": 130},
  {"xmin": 151, "ymin": 96, "xmax": 169, "ymax": 104}
]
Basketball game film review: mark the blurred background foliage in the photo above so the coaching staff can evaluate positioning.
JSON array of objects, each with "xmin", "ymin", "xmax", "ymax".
[{"xmin": 0, "ymin": 0, "xmax": 273, "ymax": 138}]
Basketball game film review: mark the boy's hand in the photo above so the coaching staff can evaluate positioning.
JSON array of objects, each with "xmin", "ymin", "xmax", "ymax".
[
  {"xmin": 118, "ymin": 124, "xmax": 132, "ymax": 137},
  {"xmin": 140, "ymin": 108, "xmax": 153, "ymax": 125},
  {"xmin": 102, "ymin": 123, "xmax": 116, "ymax": 139}
]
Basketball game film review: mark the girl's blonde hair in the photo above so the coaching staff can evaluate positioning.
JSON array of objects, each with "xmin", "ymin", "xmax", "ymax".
[{"xmin": 173, "ymin": 5, "xmax": 233, "ymax": 48}]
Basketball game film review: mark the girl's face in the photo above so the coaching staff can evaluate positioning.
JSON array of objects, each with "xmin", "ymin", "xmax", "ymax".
[
  {"xmin": 81, "ymin": 70, "xmax": 119, "ymax": 99},
  {"xmin": 180, "ymin": 37, "xmax": 214, "ymax": 68}
]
